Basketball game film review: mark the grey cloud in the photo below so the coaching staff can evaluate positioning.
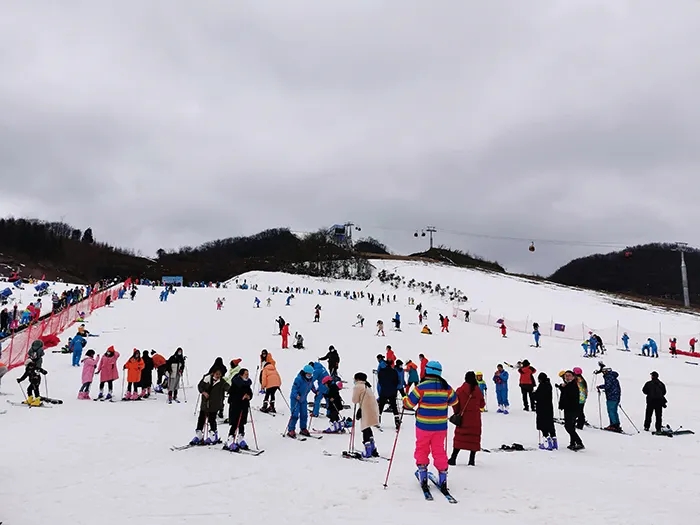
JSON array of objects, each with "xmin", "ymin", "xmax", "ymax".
[{"xmin": 1, "ymin": 2, "xmax": 699, "ymax": 275}]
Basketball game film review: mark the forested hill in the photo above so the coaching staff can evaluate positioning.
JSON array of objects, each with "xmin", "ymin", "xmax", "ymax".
[{"xmin": 549, "ymin": 243, "xmax": 700, "ymax": 304}]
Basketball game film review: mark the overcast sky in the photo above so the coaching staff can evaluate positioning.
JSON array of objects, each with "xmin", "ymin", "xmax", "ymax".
[{"xmin": 1, "ymin": 2, "xmax": 699, "ymax": 275}]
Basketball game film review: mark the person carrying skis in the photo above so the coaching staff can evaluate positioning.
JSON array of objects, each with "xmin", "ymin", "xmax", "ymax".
[
  {"xmin": 493, "ymin": 364, "xmax": 509, "ymax": 414},
  {"xmin": 594, "ymin": 363, "xmax": 622, "ymax": 432},
  {"xmin": 534, "ymin": 372, "xmax": 557, "ymax": 450},
  {"xmin": 191, "ymin": 368, "xmax": 230, "ymax": 446},
  {"xmin": 449, "ymin": 371, "xmax": 484, "ymax": 466},
  {"xmin": 286, "ymin": 365, "xmax": 314, "ymax": 438},
  {"xmin": 260, "ymin": 360, "xmax": 281, "ymax": 413},
  {"xmin": 642, "ymin": 371, "xmax": 666, "ymax": 433},
  {"xmin": 403, "ymin": 360, "xmax": 458, "ymax": 492},
  {"xmin": 319, "ymin": 345, "xmax": 340, "ymax": 376},
  {"xmin": 224, "ymin": 368, "xmax": 253, "ymax": 451},
  {"xmin": 475, "ymin": 372, "xmax": 487, "ymax": 412},
  {"xmin": 351, "ymin": 371, "xmax": 380, "ymax": 457},
  {"xmin": 16, "ymin": 360, "xmax": 47, "ymax": 406},
  {"xmin": 573, "ymin": 367, "xmax": 588, "ymax": 430},
  {"xmin": 321, "ymin": 376, "xmax": 345, "ymax": 433},
  {"xmin": 517, "ymin": 360, "xmax": 537, "ymax": 411},
  {"xmin": 556, "ymin": 371, "xmax": 584, "ymax": 451}
]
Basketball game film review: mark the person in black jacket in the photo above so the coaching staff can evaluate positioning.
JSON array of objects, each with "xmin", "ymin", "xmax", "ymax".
[
  {"xmin": 321, "ymin": 376, "xmax": 345, "ymax": 433},
  {"xmin": 534, "ymin": 372, "xmax": 557, "ymax": 450},
  {"xmin": 225, "ymin": 368, "xmax": 253, "ymax": 451},
  {"xmin": 377, "ymin": 360, "xmax": 401, "ymax": 429},
  {"xmin": 556, "ymin": 370, "xmax": 584, "ymax": 451},
  {"xmin": 642, "ymin": 371, "xmax": 667, "ymax": 432},
  {"xmin": 190, "ymin": 368, "xmax": 229, "ymax": 446},
  {"xmin": 139, "ymin": 350, "xmax": 154, "ymax": 398},
  {"xmin": 319, "ymin": 345, "xmax": 340, "ymax": 376}
]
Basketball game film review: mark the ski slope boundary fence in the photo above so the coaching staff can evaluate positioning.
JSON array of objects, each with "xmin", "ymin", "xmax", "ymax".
[
  {"xmin": 452, "ymin": 306, "xmax": 700, "ymax": 356},
  {"xmin": 2, "ymin": 284, "xmax": 123, "ymax": 370}
]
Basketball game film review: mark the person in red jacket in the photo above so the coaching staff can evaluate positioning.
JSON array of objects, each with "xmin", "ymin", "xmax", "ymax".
[
  {"xmin": 419, "ymin": 354, "xmax": 428, "ymax": 380},
  {"xmin": 281, "ymin": 323, "xmax": 290, "ymax": 349},
  {"xmin": 449, "ymin": 371, "xmax": 485, "ymax": 466},
  {"xmin": 689, "ymin": 337, "xmax": 698, "ymax": 352},
  {"xmin": 386, "ymin": 345, "xmax": 396, "ymax": 364},
  {"xmin": 517, "ymin": 360, "xmax": 537, "ymax": 411},
  {"xmin": 441, "ymin": 315, "xmax": 449, "ymax": 332},
  {"xmin": 500, "ymin": 322, "xmax": 507, "ymax": 337}
]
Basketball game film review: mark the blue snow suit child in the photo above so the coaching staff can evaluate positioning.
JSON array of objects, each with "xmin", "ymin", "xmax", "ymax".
[
  {"xmin": 311, "ymin": 361, "xmax": 330, "ymax": 417},
  {"xmin": 621, "ymin": 333, "xmax": 630, "ymax": 351},
  {"xmin": 533, "ymin": 329, "xmax": 541, "ymax": 347},
  {"xmin": 395, "ymin": 360, "xmax": 406, "ymax": 396},
  {"xmin": 70, "ymin": 334, "xmax": 87, "ymax": 367},
  {"xmin": 596, "ymin": 369, "xmax": 622, "ymax": 430},
  {"xmin": 287, "ymin": 365, "xmax": 314, "ymax": 437},
  {"xmin": 589, "ymin": 337, "xmax": 598, "ymax": 356},
  {"xmin": 493, "ymin": 365, "xmax": 509, "ymax": 412},
  {"xmin": 648, "ymin": 339, "xmax": 658, "ymax": 357},
  {"xmin": 582, "ymin": 339, "xmax": 590, "ymax": 356}
]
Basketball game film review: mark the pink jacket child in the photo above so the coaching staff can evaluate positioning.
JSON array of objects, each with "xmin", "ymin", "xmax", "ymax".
[
  {"xmin": 96, "ymin": 346, "xmax": 120, "ymax": 401},
  {"xmin": 78, "ymin": 350, "xmax": 100, "ymax": 399}
]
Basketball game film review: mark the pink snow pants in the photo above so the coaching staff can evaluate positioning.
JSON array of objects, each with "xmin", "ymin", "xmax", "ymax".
[{"xmin": 414, "ymin": 428, "xmax": 449, "ymax": 471}]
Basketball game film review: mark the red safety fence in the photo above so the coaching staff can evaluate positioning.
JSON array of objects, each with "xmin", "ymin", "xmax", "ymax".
[{"xmin": 1, "ymin": 283, "xmax": 122, "ymax": 370}]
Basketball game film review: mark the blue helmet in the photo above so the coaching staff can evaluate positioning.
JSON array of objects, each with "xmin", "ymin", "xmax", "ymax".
[
  {"xmin": 425, "ymin": 360, "xmax": 442, "ymax": 377},
  {"xmin": 303, "ymin": 365, "xmax": 314, "ymax": 375}
]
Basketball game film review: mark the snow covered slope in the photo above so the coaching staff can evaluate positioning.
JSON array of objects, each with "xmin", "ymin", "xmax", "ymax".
[{"xmin": 1, "ymin": 267, "xmax": 699, "ymax": 525}]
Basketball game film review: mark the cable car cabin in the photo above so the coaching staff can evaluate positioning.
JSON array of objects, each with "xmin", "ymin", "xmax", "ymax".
[{"xmin": 529, "ymin": 242, "xmax": 535, "ymax": 252}]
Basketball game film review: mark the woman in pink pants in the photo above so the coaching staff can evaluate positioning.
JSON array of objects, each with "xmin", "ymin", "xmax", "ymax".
[{"xmin": 403, "ymin": 360, "xmax": 458, "ymax": 492}]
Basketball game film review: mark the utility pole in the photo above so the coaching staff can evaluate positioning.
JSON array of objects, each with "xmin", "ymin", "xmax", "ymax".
[{"xmin": 675, "ymin": 242, "xmax": 691, "ymax": 307}]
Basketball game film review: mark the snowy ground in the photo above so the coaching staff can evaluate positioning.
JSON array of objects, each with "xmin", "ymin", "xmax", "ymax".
[
  {"xmin": 2, "ymin": 263, "xmax": 699, "ymax": 524},
  {"xmin": 0, "ymin": 280, "xmax": 78, "ymax": 312}
]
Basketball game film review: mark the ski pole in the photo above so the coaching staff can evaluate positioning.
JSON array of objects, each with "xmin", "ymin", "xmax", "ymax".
[
  {"xmin": 44, "ymin": 373, "xmax": 49, "ymax": 399},
  {"xmin": 120, "ymin": 376, "xmax": 125, "ymax": 399},
  {"xmin": 17, "ymin": 381, "xmax": 29, "ymax": 406},
  {"xmin": 348, "ymin": 404, "xmax": 357, "ymax": 453},
  {"xmin": 383, "ymin": 407, "xmax": 405, "ymax": 488},
  {"xmin": 618, "ymin": 404, "xmax": 640, "ymax": 433},
  {"xmin": 193, "ymin": 394, "xmax": 200, "ymax": 416},
  {"xmin": 180, "ymin": 374, "xmax": 187, "ymax": 403},
  {"xmin": 248, "ymin": 405, "xmax": 259, "ymax": 449},
  {"xmin": 597, "ymin": 390, "xmax": 603, "ymax": 428}
]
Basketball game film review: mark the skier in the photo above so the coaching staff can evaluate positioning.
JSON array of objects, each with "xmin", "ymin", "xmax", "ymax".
[
  {"xmin": 589, "ymin": 335, "xmax": 598, "ymax": 357},
  {"xmin": 276, "ymin": 316, "xmax": 285, "ymax": 335},
  {"xmin": 517, "ymin": 360, "xmax": 537, "ymax": 411},
  {"xmin": 647, "ymin": 338, "xmax": 658, "ymax": 358},
  {"xmin": 393, "ymin": 312, "xmax": 401, "ymax": 331},
  {"xmin": 69, "ymin": 333, "xmax": 87, "ymax": 367},
  {"xmin": 405, "ymin": 360, "xmax": 419, "ymax": 392},
  {"xmin": 16, "ymin": 360, "xmax": 47, "ymax": 406},
  {"xmin": 500, "ymin": 322, "xmax": 507, "ymax": 337},
  {"xmin": 311, "ymin": 361, "xmax": 330, "ymax": 418},
  {"xmin": 582, "ymin": 339, "xmax": 590, "ymax": 356},
  {"xmin": 78, "ymin": 350, "xmax": 99, "ymax": 399},
  {"xmin": 254, "ymin": 297, "xmax": 260, "ymax": 308},
  {"xmin": 376, "ymin": 320, "xmax": 385, "ymax": 336},
  {"xmin": 314, "ymin": 305, "xmax": 321, "ymax": 322},
  {"xmin": 642, "ymin": 371, "xmax": 666, "ymax": 433},
  {"xmin": 123, "ymin": 349, "xmax": 144, "ymax": 400},
  {"xmin": 593, "ymin": 333, "xmax": 605, "ymax": 354},
  {"xmin": 319, "ymin": 345, "xmax": 340, "ymax": 376},
  {"xmin": 533, "ymin": 372, "xmax": 557, "ymax": 450},
  {"xmin": 266, "ymin": 298, "xmax": 271, "ymax": 307},
  {"xmin": 191, "ymin": 368, "xmax": 229, "ymax": 446},
  {"xmin": 532, "ymin": 325, "xmax": 541, "ymax": 347},
  {"xmin": 260, "ymin": 361, "xmax": 281, "ymax": 413},
  {"xmin": 224, "ymin": 368, "xmax": 253, "ymax": 451},
  {"xmin": 573, "ymin": 367, "xmax": 588, "ymax": 430},
  {"xmin": 166, "ymin": 347, "xmax": 186, "ymax": 403},
  {"xmin": 449, "ymin": 371, "xmax": 484, "ymax": 466},
  {"xmin": 377, "ymin": 358, "xmax": 401, "ymax": 430},
  {"xmin": 96, "ymin": 346, "xmax": 120, "ymax": 401},
  {"xmin": 493, "ymin": 364, "xmax": 509, "ymax": 414},
  {"xmin": 403, "ymin": 361, "xmax": 458, "ymax": 492},
  {"xmin": 321, "ymin": 376, "xmax": 345, "ymax": 433},
  {"xmin": 441, "ymin": 315, "xmax": 449, "ymax": 333},
  {"xmin": 281, "ymin": 322, "xmax": 290, "ymax": 349},
  {"xmin": 594, "ymin": 364, "xmax": 622, "ymax": 432},
  {"xmin": 395, "ymin": 359, "xmax": 407, "ymax": 397},
  {"xmin": 556, "ymin": 370, "xmax": 584, "ymax": 451},
  {"xmin": 689, "ymin": 337, "xmax": 698, "ymax": 352},
  {"xmin": 621, "ymin": 332, "xmax": 630, "ymax": 351},
  {"xmin": 352, "ymin": 371, "xmax": 380, "ymax": 457},
  {"xmin": 418, "ymin": 354, "xmax": 428, "ymax": 380},
  {"xmin": 475, "ymin": 372, "xmax": 487, "ymax": 412},
  {"xmin": 354, "ymin": 314, "xmax": 364, "ymax": 327},
  {"xmin": 286, "ymin": 365, "xmax": 314, "ymax": 438},
  {"xmin": 669, "ymin": 338, "xmax": 678, "ymax": 358}
]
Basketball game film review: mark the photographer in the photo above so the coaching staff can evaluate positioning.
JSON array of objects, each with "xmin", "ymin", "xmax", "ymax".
[{"xmin": 594, "ymin": 361, "xmax": 622, "ymax": 433}]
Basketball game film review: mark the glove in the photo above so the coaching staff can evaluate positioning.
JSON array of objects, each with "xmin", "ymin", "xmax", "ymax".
[
  {"xmin": 355, "ymin": 408, "xmax": 362, "ymax": 420},
  {"xmin": 41, "ymin": 370, "xmax": 47, "ymax": 375},
  {"xmin": 259, "ymin": 389, "xmax": 265, "ymax": 394},
  {"xmin": 16, "ymin": 378, "xmax": 21, "ymax": 383}
]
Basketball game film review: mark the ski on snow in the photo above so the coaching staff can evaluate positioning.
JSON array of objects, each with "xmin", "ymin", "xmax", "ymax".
[
  {"xmin": 7, "ymin": 400, "xmax": 51, "ymax": 408},
  {"xmin": 415, "ymin": 470, "xmax": 433, "ymax": 500},
  {"xmin": 427, "ymin": 472, "xmax": 458, "ymax": 503},
  {"xmin": 222, "ymin": 446, "xmax": 265, "ymax": 456},
  {"xmin": 171, "ymin": 440, "xmax": 222, "ymax": 451}
]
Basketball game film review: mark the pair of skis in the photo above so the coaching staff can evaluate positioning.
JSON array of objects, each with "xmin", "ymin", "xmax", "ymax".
[
  {"xmin": 7, "ymin": 400, "xmax": 52, "ymax": 408},
  {"xmin": 281, "ymin": 432, "xmax": 323, "ymax": 442},
  {"xmin": 415, "ymin": 471, "xmax": 457, "ymax": 503}
]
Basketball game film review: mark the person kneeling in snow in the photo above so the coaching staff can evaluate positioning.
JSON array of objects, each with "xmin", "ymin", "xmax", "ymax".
[
  {"xmin": 225, "ymin": 368, "xmax": 253, "ymax": 451},
  {"xmin": 322, "ymin": 376, "xmax": 345, "ymax": 433},
  {"xmin": 191, "ymin": 368, "xmax": 230, "ymax": 446}
]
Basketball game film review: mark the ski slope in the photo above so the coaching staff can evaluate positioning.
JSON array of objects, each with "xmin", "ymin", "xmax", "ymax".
[{"xmin": 2, "ymin": 262, "xmax": 699, "ymax": 525}]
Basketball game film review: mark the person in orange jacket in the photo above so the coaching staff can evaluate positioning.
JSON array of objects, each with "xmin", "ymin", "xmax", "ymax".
[
  {"xmin": 260, "ymin": 361, "xmax": 282, "ymax": 413},
  {"xmin": 281, "ymin": 323, "xmax": 290, "ymax": 349},
  {"xmin": 151, "ymin": 350, "xmax": 167, "ymax": 385},
  {"xmin": 123, "ymin": 349, "xmax": 145, "ymax": 400}
]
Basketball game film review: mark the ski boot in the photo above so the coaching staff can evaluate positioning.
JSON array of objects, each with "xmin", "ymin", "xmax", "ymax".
[
  {"xmin": 539, "ymin": 440, "xmax": 547, "ymax": 450},
  {"xmin": 286, "ymin": 429, "xmax": 297, "ymax": 439},
  {"xmin": 437, "ymin": 470, "xmax": 448, "ymax": 491},
  {"xmin": 548, "ymin": 437, "xmax": 558, "ymax": 450},
  {"xmin": 224, "ymin": 435, "xmax": 239, "ymax": 452},
  {"xmin": 417, "ymin": 465, "xmax": 429, "ymax": 491},
  {"xmin": 269, "ymin": 402, "xmax": 276, "ymax": 414},
  {"xmin": 299, "ymin": 429, "xmax": 311, "ymax": 438},
  {"xmin": 497, "ymin": 405, "xmax": 504, "ymax": 414},
  {"xmin": 237, "ymin": 434, "xmax": 249, "ymax": 450},
  {"xmin": 96, "ymin": 392, "xmax": 104, "ymax": 401},
  {"xmin": 503, "ymin": 406, "xmax": 509, "ymax": 415},
  {"xmin": 205, "ymin": 431, "xmax": 220, "ymax": 445},
  {"xmin": 362, "ymin": 439, "xmax": 376, "ymax": 458},
  {"xmin": 394, "ymin": 416, "xmax": 401, "ymax": 430},
  {"xmin": 189, "ymin": 430, "xmax": 204, "ymax": 446},
  {"xmin": 260, "ymin": 402, "xmax": 269, "ymax": 413},
  {"xmin": 105, "ymin": 392, "xmax": 113, "ymax": 402}
]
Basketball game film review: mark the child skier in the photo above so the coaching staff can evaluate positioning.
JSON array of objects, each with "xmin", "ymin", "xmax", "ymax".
[
  {"xmin": 403, "ymin": 361, "xmax": 458, "ymax": 492},
  {"xmin": 669, "ymin": 338, "xmax": 678, "ymax": 358},
  {"xmin": 532, "ymin": 325, "xmax": 541, "ymax": 347},
  {"xmin": 260, "ymin": 360, "xmax": 281, "ymax": 413},
  {"xmin": 322, "ymin": 376, "xmax": 345, "ymax": 433},
  {"xmin": 191, "ymin": 368, "xmax": 230, "ymax": 446},
  {"xmin": 533, "ymin": 372, "xmax": 557, "ymax": 450},
  {"xmin": 224, "ymin": 368, "xmax": 253, "ymax": 451},
  {"xmin": 123, "ymin": 349, "xmax": 144, "ymax": 400},
  {"xmin": 351, "ymin": 371, "xmax": 380, "ymax": 457},
  {"xmin": 493, "ymin": 364, "xmax": 509, "ymax": 414},
  {"xmin": 70, "ymin": 333, "xmax": 87, "ymax": 367},
  {"xmin": 621, "ymin": 333, "xmax": 630, "ymax": 351},
  {"xmin": 286, "ymin": 365, "xmax": 314, "ymax": 438},
  {"xmin": 96, "ymin": 346, "xmax": 120, "ymax": 401},
  {"xmin": 78, "ymin": 350, "xmax": 99, "ymax": 399},
  {"xmin": 475, "ymin": 372, "xmax": 487, "ymax": 412},
  {"xmin": 16, "ymin": 360, "xmax": 47, "ymax": 406}
]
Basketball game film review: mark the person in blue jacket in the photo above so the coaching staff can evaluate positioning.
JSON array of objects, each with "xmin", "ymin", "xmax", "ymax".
[
  {"xmin": 621, "ymin": 333, "xmax": 630, "ymax": 351},
  {"xmin": 70, "ymin": 333, "xmax": 87, "ymax": 367},
  {"xmin": 649, "ymin": 338, "xmax": 658, "ymax": 358},
  {"xmin": 287, "ymin": 365, "xmax": 314, "ymax": 438},
  {"xmin": 589, "ymin": 335, "xmax": 598, "ymax": 357},
  {"xmin": 595, "ymin": 365, "xmax": 622, "ymax": 432},
  {"xmin": 311, "ymin": 361, "xmax": 330, "ymax": 417},
  {"xmin": 493, "ymin": 364, "xmax": 509, "ymax": 414},
  {"xmin": 532, "ymin": 323, "xmax": 541, "ymax": 348},
  {"xmin": 395, "ymin": 359, "xmax": 407, "ymax": 396}
]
